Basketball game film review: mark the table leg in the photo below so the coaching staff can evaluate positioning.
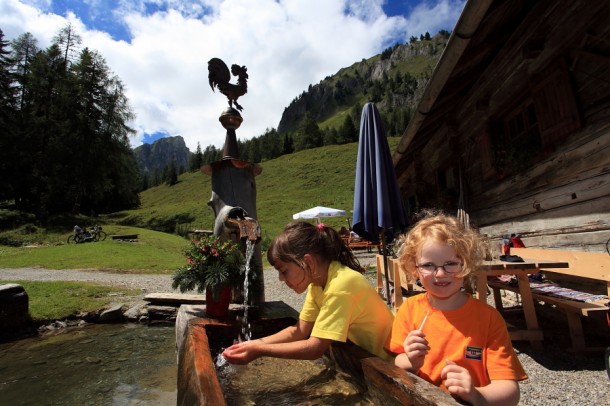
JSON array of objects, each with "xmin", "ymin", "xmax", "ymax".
[
  {"xmin": 476, "ymin": 272, "xmax": 487, "ymax": 302},
  {"xmin": 516, "ymin": 273, "xmax": 543, "ymax": 350}
]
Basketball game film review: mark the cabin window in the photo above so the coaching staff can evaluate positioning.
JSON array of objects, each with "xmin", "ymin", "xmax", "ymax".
[
  {"xmin": 530, "ymin": 59, "xmax": 581, "ymax": 146},
  {"xmin": 489, "ymin": 58, "xmax": 580, "ymax": 177},
  {"xmin": 504, "ymin": 99, "xmax": 540, "ymax": 144},
  {"xmin": 491, "ymin": 101, "xmax": 542, "ymax": 177},
  {"xmin": 437, "ymin": 164, "xmax": 458, "ymax": 197},
  {"xmin": 406, "ymin": 194, "xmax": 418, "ymax": 218}
]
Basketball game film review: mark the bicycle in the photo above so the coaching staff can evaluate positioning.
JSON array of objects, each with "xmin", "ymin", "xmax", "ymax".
[
  {"xmin": 67, "ymin": 225, "xmax": 106, "ymax": 244},
  {"xmin": 90, "ymin": 225, "xmax": 107, "ymax": 242},
  {"xmin": 67, "ymin": 225, "xmax": 89, "ymax": 244}
]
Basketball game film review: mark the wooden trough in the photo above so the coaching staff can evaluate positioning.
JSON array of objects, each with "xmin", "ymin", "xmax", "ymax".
[{"xmin": 175, "ymin": 301, "xmax": 460, "ymax": 405}]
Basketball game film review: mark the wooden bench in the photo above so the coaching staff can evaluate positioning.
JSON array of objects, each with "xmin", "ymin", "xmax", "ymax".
[
  {"xmin": 111, "ymin": 234, "xmax": 139, "ymax": 240},
  {"xmin": 188, "ymin": 230, "xmax": 213, "ymax": 239},
  {"xmin": 376, "ymin": 255, "xmax": 423, "ymax": 310},
  {"xmin": 344, "ymin": 236, "xmax": 382, "ymax": 253},
  {"xmin": 488, "ymin": 247, "xmax": 610, "ymax": 352}
]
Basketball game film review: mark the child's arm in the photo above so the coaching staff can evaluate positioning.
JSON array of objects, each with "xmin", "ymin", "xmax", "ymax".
[
  {"xmin": 223, "ymin": 319, "xmax": 332, "ymax": 364},
  {"xmin": 257, "ymin": 318, "xmax": 313, "ymax": 343},
  {"xmin": 441, "ymin": 360, "xmax": 520, "ymax": 405}
]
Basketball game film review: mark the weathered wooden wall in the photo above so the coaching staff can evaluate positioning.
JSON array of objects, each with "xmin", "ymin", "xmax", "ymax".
[
  {"xmin": 472, "ymin": 128, "xmax": 610, "ymax": 251},
  {"xmin": 396, "ymin": 0, "xmax": 610, "ymax": 253}
]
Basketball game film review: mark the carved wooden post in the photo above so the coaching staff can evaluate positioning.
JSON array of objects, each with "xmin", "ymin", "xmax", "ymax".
[{"xmin": 203, "ymin": 60, "xmax": 264, "ymax": 304}]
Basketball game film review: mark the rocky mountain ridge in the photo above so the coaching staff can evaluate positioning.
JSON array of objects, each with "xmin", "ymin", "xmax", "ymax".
[{"xmin": 133, "ymin": 136, "xmax": 191, "ymax": 176}]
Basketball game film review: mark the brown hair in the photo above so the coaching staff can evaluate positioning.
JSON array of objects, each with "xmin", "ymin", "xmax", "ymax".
[
  {"xmin": 267, "ymin": 222, "xmax": 365, "ymax": 273},
  {"xmin": 398, "ymin": 212, "xmax": 484, "ymax": 280}
]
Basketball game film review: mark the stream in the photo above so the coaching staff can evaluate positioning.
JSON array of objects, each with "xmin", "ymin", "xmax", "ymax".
[{"xmin": 0, "ymin": 323, "xmax": 176, "ymax": 405}]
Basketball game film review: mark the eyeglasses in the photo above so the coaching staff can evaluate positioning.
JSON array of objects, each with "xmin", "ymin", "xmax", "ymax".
[{"xmin": 416, "ymin": 261, "xmax": 463, "ymax": 275}]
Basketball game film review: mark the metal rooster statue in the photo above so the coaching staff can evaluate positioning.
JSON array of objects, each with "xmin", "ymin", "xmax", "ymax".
[{"xmin": 208, "ymin": 58, "xmax": 248, "ymax": 111}]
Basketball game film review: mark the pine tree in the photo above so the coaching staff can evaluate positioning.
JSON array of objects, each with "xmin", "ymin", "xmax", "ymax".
[
  {"xmin": 0, "ymin": 30, "xmax": 17, "ymax": 201},
  {"xmin": 293, "ymin": 112, "xmax": 322, "ymax": 151},
  {"xmin": 190, "ymin": 142, "xmax": 203, "ymax": 171},
  {"xmin": 282, "ymin": 134, "xmax": 294, "ymax": 154},
  {"xmin": 10, "ymin": 32, "xmax": 38, "ymax": 111},
  {"xmin": 337, "ymin": 114, "xmax": 358, "ymax": 144},
  {"xmin": 166, "ymin": 159, "xmax": 178, "ymax": 185},
  {"xmin": 323, "ymin": 127, "xmax": 338, "ymax": 146},
  {"xmin": 53, "ymin": 23, "xmax": 82, "ymax": 69}
]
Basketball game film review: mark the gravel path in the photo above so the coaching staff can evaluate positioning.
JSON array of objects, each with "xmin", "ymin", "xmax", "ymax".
[
  {"xmin": 1, "ymin": 258, "xmax": 608, "ymax": 406},
  {"xmin": 0, "ymin": 266, "xmax": 306, "ymax": 311}
]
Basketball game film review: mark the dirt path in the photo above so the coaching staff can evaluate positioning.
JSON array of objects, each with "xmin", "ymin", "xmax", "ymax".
[{"xmin": 0, "ymin": 267, "xmax": 175, "ymax": 293}]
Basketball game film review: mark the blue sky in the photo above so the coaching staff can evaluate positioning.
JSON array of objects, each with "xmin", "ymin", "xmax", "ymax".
[{"xmin": 1, "ymin": 0, "xmax": 465, "ymax": 150}]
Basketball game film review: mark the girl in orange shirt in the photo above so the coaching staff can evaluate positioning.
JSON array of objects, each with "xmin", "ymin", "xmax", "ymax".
[{"xmin": 389, "ymin": 213, "xmax": 527, "ymax": 406}]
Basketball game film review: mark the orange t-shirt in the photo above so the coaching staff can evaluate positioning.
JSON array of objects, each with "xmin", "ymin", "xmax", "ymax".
[{"xmin": 388, "ymin": 294, "xmax": 527, "ymax": 389}]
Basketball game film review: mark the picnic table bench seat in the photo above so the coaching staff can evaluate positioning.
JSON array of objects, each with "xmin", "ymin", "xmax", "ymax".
[
  {"xmin": 488, "ymin": 247, "xmax": 610, "ymax": 352},
  {"xmin": 342, "ymin": 236, "xmax": 382, "ymax": 253}
]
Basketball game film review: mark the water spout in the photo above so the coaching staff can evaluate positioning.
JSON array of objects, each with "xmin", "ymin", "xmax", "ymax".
[{"xmin": 227, "ymin": 217, "xmax": 260, "ymax": 242}]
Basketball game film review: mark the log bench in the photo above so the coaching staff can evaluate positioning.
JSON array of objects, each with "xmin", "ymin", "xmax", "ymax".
[
  {"xmin": 111, "ymin": 234, "xmax": 139, "ymax": 240},
  {"xmin": 488, "ymin": 247, "xmax": 610, "ymax": 352}
]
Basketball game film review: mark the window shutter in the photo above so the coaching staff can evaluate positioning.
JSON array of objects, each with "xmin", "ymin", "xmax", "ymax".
[{"xmin": 530, "ymin": 59, "xmax": 581, "ymax": 146}]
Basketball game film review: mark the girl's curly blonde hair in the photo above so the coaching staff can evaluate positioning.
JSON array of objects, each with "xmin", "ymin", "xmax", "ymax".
[{"xmin": 398, "ymin": 211, "xmax": 485, "ymax": 281}]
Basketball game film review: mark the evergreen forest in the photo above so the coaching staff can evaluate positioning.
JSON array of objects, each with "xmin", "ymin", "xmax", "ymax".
[{"xmin": 0, "ymin": 25, "xmax": 139, "ymax": 220}]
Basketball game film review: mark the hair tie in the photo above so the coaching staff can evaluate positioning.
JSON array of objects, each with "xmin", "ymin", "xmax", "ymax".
[{"xmin": 317, "ymin": 223, "xmax": 325, "ymax": 231}]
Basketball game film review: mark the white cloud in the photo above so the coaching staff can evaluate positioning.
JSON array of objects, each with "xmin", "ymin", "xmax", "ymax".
[{"xmin": 1, "ymin": 0, "xmax": 465, "ymax": 151}]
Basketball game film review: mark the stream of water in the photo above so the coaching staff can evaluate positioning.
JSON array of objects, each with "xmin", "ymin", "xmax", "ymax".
[
  {"xmin": 240, "ymin": 239, "xmax": 255, "ymax": 341},
  {"xmin": 0, "ymin": 323, "xmax": 176, "ymax": 405}
]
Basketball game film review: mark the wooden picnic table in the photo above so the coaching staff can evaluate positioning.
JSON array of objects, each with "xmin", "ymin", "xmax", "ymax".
[{"xmin": 474, "ymin": 259, "xmax": 569, "ymax": 350}]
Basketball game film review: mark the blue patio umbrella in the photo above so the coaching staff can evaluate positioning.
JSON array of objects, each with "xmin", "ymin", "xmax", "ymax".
[{"xmin": 352, "ymin": 102, "xmax": 408, "ymax": 303}]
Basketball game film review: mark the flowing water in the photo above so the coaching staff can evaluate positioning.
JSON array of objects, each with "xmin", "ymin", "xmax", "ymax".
[
  {"xmin": 0, "ymin": 323, "xmax": 176, "ymax": 405},
  {"xmin": 217, "ymin": 355, "xmax": 374, "ymax": 405},
  {"xmin": 239, "ymin": 239, "xmax": 256, "ymax": 342}
]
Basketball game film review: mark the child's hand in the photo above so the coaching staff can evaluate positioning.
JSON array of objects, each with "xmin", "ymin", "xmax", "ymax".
[
  {"xmin": 441, "ymin": 359, "xmax": 478, "ymax": 404},
  {"xmin": 222, "ymin": 340, "xmax": 260, "ymax": 365},
  {"xmin": 402, "ymin": 329, "xmax": 429, "ymax": 371}
]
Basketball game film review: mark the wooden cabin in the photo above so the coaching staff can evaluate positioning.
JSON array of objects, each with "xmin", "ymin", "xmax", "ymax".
[{"xmin": 392, "ymin": 0, "xmax": 610, "ymax": 252}]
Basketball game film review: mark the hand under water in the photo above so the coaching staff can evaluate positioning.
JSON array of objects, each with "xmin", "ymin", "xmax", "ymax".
[{"xmin": 222, "ymin": 339, "xmax": 260, "ymax": 365}]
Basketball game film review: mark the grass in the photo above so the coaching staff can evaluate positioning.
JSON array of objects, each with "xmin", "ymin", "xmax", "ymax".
[
  {"xmin": 0, "ymin": 226, "xmax": 187, "ymax": 273},
  {"xmin": 0, "ymin": 226, "xmax": 187, "ymax": 322},
  {"xmin": 2, "ymin": 280, "xmax": 141, "ymax": 322},
  {"xmin": 116, "ymin": 138, "xmax": 401, "ymax": 241}
]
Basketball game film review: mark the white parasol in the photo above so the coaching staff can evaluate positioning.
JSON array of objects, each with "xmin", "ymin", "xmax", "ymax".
[{"xmin": 292, "ymin": 206, "xmax": 346, "ymax": 223}]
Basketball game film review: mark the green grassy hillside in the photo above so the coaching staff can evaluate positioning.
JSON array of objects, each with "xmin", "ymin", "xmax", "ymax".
[{"xmin": 114, "ymin": 137, "xmax": 401, "ymax": 242}]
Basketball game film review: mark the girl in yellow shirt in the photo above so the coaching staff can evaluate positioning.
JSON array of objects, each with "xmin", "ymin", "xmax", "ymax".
[{"xmin": 223, "ymin": 221, "xmax": 394, "ymax": 364}]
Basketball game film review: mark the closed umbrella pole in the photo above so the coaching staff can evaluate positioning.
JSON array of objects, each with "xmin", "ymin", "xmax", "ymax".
[
  {"xmin": 352, "ymin": 102, "xmax": 408, "ymax": 305},
  {"xmin": 380, "ymin": 229, "xmax": 391, "ymax": 305}
]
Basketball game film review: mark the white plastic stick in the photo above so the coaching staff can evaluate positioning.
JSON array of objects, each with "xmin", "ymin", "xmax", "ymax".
[{"xmin": 418, "ymin": 311, "xmax": 429, "ymax": 331}]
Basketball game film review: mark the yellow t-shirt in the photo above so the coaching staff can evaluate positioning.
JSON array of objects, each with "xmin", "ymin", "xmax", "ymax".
[
  {"xmin": 300, "ymin": 261, "xmax": 394, "ymax": 361},
  {"xmin": 388, "ymin": 293, "xmax": 527, "ymax": 389}
]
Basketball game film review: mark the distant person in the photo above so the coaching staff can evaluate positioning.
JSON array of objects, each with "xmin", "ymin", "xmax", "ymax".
[
  {"xmin": 388, "ymin": 213, "xmax": 526, "ymax": 406},
  {"xmin": 349, "ymin": 229, "xmax": 362, "ymax": 242},
  {"xmin": 223, "ymin": 222, "xmax": 394, "ymax": 364},
  {"xmin": 339, "ymin": 226, "xmax": 350, "ymax": 238}
]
